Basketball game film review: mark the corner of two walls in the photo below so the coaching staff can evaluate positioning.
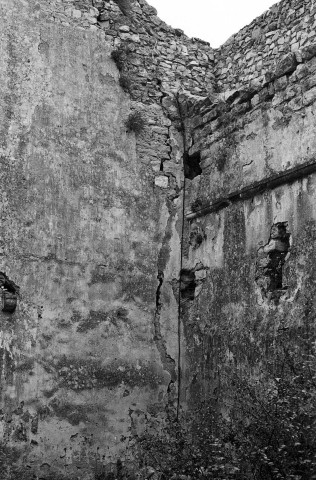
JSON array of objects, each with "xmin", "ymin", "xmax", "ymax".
[{"xmin": 2, "ymin": 0, "xmax": 316, "ymax": 475}]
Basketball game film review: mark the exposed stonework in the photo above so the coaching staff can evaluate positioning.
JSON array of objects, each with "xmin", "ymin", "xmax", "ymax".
[
  {"xmin": 1, "ymin": 0, "xmax": 316, "ymax": 477},
  {"xmin": 215, "ymin": 0, "xmax": 316, "ymax": 91},
  {"xmin": 35, "ymin": 0, "xmax": 215, "ymax": 101},
  {"xmin": 255, "ymin": 222, "xmax": 291, "ymax": 300}
]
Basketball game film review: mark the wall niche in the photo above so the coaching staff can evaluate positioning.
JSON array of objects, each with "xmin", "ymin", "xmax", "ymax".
[
  {"xmin": 0, "ymin": 272, "xmax": 19, "ymax": 313},
  {"xmin": 255, "ymin": 222, "xmax": 291, "ymax": 299}
]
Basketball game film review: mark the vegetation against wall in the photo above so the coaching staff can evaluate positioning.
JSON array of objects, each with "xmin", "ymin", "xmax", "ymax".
[
  {"xmin": 134, "ymin": 331, "xmax": 316, "ymax": 480},
  {"xmin": 125, "ymin": 111, "xmax": 145, "ymax": 135}
]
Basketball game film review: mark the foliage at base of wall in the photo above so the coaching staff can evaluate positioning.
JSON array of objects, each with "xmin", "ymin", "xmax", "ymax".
[
  {"xmin": 134, "ymin": 331, "xmax": 316, "ymax": 480},
  {"xmin": 1, "ymin": 332, "xmax": 315, "ymax": 479}
]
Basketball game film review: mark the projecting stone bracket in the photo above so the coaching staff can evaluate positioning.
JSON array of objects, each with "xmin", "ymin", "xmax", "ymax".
[
  {"xmin": 0, "ymin": 272, "xmax": 19, "ymax": 313},
  {"xmin": 154, "ymin": 175, "xmax": 169, "ymax": 188}
]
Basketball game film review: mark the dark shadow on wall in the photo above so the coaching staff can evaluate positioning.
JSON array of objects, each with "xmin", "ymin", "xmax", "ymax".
[
  {"xmin": 256, "ymin": 222, "xmax": 291, "ymax": 297},
  {"xmin": 180, "ymin": 269, "xmax": 196, "ymax": 301},
  {"xmin": 184, "ymin": 151, "xmax": 202, "ymax": 180}
]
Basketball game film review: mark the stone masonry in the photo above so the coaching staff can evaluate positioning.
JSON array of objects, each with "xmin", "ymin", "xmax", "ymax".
[{"xmin": 1, "ymin": 0, "xmax": 316, "ymax": 478}]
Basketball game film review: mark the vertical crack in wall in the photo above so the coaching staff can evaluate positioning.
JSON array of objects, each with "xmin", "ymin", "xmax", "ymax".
[
  {"xmin": 160, "ymin": 125, "xmax": 174, "ymax": 172},
  {"xmin": 153, "ymin": 271, "xmax": 177, "ymax": 381},
  {"xmin": 155, "ymin": 91, "xmax": 195, "ymax": 416},
  {"xmin": 174, "ymin": 92, "xmax": 191, "ymax": 418}
]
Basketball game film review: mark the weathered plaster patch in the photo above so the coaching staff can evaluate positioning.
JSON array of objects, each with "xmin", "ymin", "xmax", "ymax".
[{"xmin": 189, "ymin": 212, "xmax": 224, "ymax": 269}]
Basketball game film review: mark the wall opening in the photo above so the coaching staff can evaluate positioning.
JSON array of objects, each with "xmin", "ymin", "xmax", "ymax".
[
  {"xmin": 180, "ymin": 269, "xmax": 196, "ymax": 301},
  {"xmin": 184, "ymin": 152, "xmax": 202, "ymax": 180},
  {"xmin": 189, "ymin": 223, "xmax": 206, "ymax": 249},
  {"xmin": 256, "ymin": 222, "xmax": 291, "ymax": 296},
  {"xmin": 0, "ymin": 272, "xmax": 19, "ymax": 313}
]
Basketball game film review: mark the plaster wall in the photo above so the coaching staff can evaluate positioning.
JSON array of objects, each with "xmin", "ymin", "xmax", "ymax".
[
  {"xmin": 183, "ymin": 43, "xmax": 316, "ymax": 409},
  {"xmin": 0, "ymin": 0, "xmax": 182, "ymax": 477}
]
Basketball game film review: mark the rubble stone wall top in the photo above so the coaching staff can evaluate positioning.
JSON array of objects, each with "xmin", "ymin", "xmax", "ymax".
[
  {"xmin": 215, "ymin": 0, "xmax": 316, "ymax": 91},
  {"xmin": 39, "ymin": 0, "xmax": 316, "ymax": 102},
  {"xmin": 40, "ymin": 0, "xmax": 216, "ymax": 102}
]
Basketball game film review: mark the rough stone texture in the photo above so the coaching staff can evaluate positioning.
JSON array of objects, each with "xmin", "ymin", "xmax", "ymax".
[
  {"xmin": 215, "ymin": 0, "xmax": 316, "ymax": 91},
  {"xmin": 32, "ymin": 0, "xmax": 216, "ymax": 101},
  {"xmin": 2, "ymin": 0, "xmax": 316, "ymax": 477}
]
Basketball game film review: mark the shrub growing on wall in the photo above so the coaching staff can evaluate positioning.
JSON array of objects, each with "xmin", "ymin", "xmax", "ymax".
[
  {"xmin": 125, "ymin": 111, "xmax": 145, "ymax": 135},
  {"xmin": 134, "ymin": 333, "xmax": 316, "ymax": 479},
  {"xmin": 111, "ymin": 47, "xmax": 130, "ymax": 72},
  {"xmin": 223, "ymin": 339, "xmax": 316, "ymax": 479},
  {"xmin": 111, "ymin": 46, "xmax": 134, "ymax": 95},
  {"xmin": 136, "ymin": 405, "xmax": 239, "ymax": 479},
  {"xmin": 119, "ymin": 73, "xmax": 133, "ymax": 93}
]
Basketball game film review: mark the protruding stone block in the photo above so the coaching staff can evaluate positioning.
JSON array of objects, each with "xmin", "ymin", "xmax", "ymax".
[{"xmin": 155, "ymin": 175, "xmax": 169, "ymax": 188}]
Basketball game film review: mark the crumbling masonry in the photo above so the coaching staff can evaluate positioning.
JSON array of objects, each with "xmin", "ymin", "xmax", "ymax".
[{"xmin": 1, "ymin": 0, "xmax": 316, "ymax": 477}]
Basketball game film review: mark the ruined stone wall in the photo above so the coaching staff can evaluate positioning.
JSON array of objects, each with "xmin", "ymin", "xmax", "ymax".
[
  {"xmin": 182, "ymin": 29, "xmax": 316, "ymax": 410},
  {"xmin": 189, "ymin": 53, "xmax": 316, "ymax": 200},
  {"xmin": 215, "ymin": 0, "xmax": 316, "ymax": 91},
  {"xmin": 98, "ymin": 0, "xmax": 215, "ymax": 100},
  {"xmin": 0, "ymin": 0, "xmax": 187, "ymax": 477},
  {"xmin": 2, "ymin": 0, "xmax": 316, "ymax": 477},
  {"xmin": 37, "ymin": 0, "xmax": 215, "ymax": 101}
]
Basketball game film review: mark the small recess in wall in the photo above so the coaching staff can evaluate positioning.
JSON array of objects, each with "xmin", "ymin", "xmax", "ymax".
[
  {"xmin": 180, "ymin": 269, "xmax": 196, "ymax": 301},
  {"xmin": 256, "ymin": 222, "xmax": 291, "ymax": 298},
  {"xmin": 0, "ymin": 272, "xmax": 19, "ymax": 313},
  {"xmin": 184, "ymin": 152, "xmax": 202, "ymax": 180}
]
